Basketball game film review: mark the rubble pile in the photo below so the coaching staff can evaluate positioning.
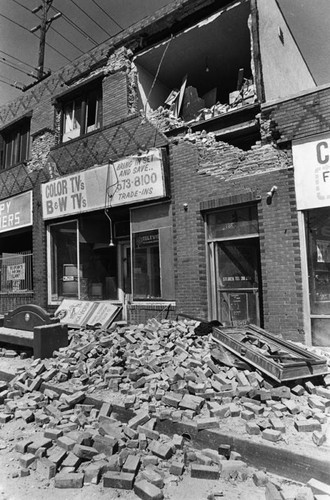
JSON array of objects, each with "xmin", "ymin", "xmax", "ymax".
[{"xmin": 0, "ymin": 318, "xmax": 329, "ymax": 498}]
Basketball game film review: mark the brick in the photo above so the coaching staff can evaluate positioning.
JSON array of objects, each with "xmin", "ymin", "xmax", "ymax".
[
  {"xmin": 15, "ymin": 439, "xmax": 33, "ymax": 454},
  {"xmin": 312, "ymin": 430, "xmax": 327, "ymax": 446},
  {"xmin": 47, "ymin": 447, "xmax": 67, "ymax": 468},
  {"xmin": 265, "ymin": 482, "xmax": 283, "ymax": 500},
  {"xmin": 294, "ymin": 419, "xmax": 322, "ymax": 432},
  {"xmin": 315, "ymin": 387, "xmax": 330, "ymax": 400},
  {"xmin": 122, "ymin": 454, "xmax": 140, "ymax": 474},
  {"xmin": 169, "ymin": 461, "xmax": 184, "ymax": 475},
  {"xmin": 246, "ymin": 421, "xmax": 261, "ymax": 435},
  {"xmin": 148, "ymin": 440, "xmax": 174, "ymax": 460},
  {"xmin": 93, "ymin": 434, "xmax": 118, "ymax": 456},
  {"xmin": 0, "ymin": 413, "xmax": 12, "ymax": 423},
  {"xmin": 27, "ymin": 437, "xmax": 53, "ymax": 454},
  {"xmin": 83, "ymin": 464, "xmax": 102, "ymax": 485},
  {"xmin": 191, "ymin": 463, "xmax": 220, "ymax": 479},
  {"xmin": 253, "ymin": 470, "xmax": 269, "ymax": 486},
  {"xmin": 19, "ymin": 453, "xmax": 36, "ymax": 468},
  {"xmin": 262, "ymin": 429, "xmax": 282, "ymax": 442},
  {"xmin": 134, "ymin": 479, "xmax": 164, "ymax": 500},
  {"xmin": 220, "ymin": 460, "xmax": 247, "ymax": 477},
  {"xmin": 283, "ymin": 400, "xmax": 299, "ymax": 414},
  {"xmin": 307, "ymin": 478, "xmax": 330, "ymax": 496},
  {"xmin": 140, "ymin": 467, "xmax": 164, "ymax": 488},
  {"xmin": 54, "ymin": 472, "xmax": 84, "ymax": 488},
  {"xmin": 36, "ymin": 457, "xmax": 56, "ymax": 479},
  {"xmin": 162, "ymin": 391, "xmax": 182, "ymax": 408},
  {"xmin": 218, "ymin": 444, "xmax": 231, "ymax": 458},
  {"xmin": 128, "ymin": 410, "xmax": 150, "ymax": 430},
  {"xmin": 57, "ymin": 435, "xmax": 76, "ymax": 451},
  {"xmin": 103, "ymin": 471, "xmax": 135, "ymax": 489},
  {"xmin": 196, "ymin": 417, "xmax": 219, "ymax": 430},
  {"xmin": 44, "ymin": 428, "xmax": 63, "ymax": 440},
  {"xmin": 72, "ymin": 443, "xmax": 99, "ymax": 459},
  {"xmin": 179, "ymin": 394, "xmax": 203, "ymax": 412},
  {"xmin": 269, "ymin": 417, "xmax": 286, "ymax": 433}
]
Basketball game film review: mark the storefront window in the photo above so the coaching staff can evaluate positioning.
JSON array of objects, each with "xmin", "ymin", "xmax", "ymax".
[
  {"xmin": 48, "ymin": 213, "xmax": 129, "ymax": 303},
  {"xmin": 133, "ymin": 230, "xmax": 161, "ymax": 299},
  {"xmin": 306, "ymin": 207, "xmax": 330, "ymax": 345}
]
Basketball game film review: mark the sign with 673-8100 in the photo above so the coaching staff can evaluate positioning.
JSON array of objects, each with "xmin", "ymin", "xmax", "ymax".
[{"xmin": 106, "ymin": 148, "xmax": 166, "ymax": 206}]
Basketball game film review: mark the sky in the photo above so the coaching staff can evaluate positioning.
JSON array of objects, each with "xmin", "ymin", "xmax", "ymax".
[{"xmin": 0, "ymin": 0, "xmax": 330, "ymax": 107}]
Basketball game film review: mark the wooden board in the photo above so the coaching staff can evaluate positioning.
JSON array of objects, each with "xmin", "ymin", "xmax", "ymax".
[{"xmin": 212, "ymin": 324, "xmax": 328, "ymax": 382}]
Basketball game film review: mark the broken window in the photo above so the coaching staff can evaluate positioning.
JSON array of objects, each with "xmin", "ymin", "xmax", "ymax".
[
  {"xmin": 60, "ymin": 85, "xmax": 102, "ymax": 143},
  {"xmin": 134, "ymin": 0, "xmax": 256, "ymax": 128}
]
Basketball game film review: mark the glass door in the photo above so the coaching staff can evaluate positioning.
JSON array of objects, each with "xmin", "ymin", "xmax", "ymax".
[{"xmin": 215, "ymin": 238, "xmax": 261, "ymax": 326}]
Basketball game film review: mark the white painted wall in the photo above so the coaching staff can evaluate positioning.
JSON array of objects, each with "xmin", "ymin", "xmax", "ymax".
[{"xmin": 257, "ymin": 0, "xmax": 316, "ymax": 101}]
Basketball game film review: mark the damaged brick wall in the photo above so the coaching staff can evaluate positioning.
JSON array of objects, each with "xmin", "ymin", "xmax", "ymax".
[
  {"xmin": 171, "ymin": 134, "xmax": 303, "ymax": 340},
  {"xmin": 263, "ymin": 84, "xmax": 330, "ymax": 144}
]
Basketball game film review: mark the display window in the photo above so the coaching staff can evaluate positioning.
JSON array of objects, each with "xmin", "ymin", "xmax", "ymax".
[
  {"xmin": 0, "ymin": 230, "xmax": 33, "ymax": 293},
  {"xmin": 47, "ymin": 213, "xmax": 129, "ymax": 303},
  {"xmin": 130, "ymin": 203, "xmax": 175, "ymax": 301},
  {"xmin": 133, "ymin": 230, "xmax": 161, "ymax": 299},
  {"xmin": 305, "ymin": 207, "xmax": 330, "ymax": 345}
]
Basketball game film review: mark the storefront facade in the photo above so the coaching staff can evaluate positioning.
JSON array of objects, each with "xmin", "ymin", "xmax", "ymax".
[
  {"xmin": 293, "ymin": 132, "xmax": 330, "ymax": 346},
  {"xmin": 41, "ymin": 149, "xmax": 175, "ymax": 320}
]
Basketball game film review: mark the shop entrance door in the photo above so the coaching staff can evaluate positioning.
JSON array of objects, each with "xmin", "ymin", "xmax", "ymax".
[{"xmin": 214, "ymin": 238, "xmax": 261, "ymax": 326}]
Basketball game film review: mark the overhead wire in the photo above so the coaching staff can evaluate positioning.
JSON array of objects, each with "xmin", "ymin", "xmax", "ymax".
[
  {"xmin": 0, "ymin": 58, "xmax": 37, "ymax": 79},
  {"xmin": 0, "ymin": 12, "xmax": 71, "ymax": 62},
  {"xmin": 9, "ymin": 0, "xmax": 85, "ymax": 55},
  {"xmin": 51, "ymin": 9, "xmax": 98, "ymax": 45},
  {"xmin": 68, "ymin": 0, "xmax": 113, "ymax": 38},
  {"xmin": 0, "ymin": 49, "xmax": 38, "ymax": 71},
  {"xmin": 0, "ymin": 76, "xmax": 24, "ymax": 90},
  {"xmin": 90, "ymin": 0, "xmax": 123, "ymax": 30}
]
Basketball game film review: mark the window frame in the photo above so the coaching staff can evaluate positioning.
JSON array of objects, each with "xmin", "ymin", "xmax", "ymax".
[
  {"xmin": 60, "ymin": 84, "xmax": 102, "ymax": 143},
  {"xmin": 0, "ymin": 117, "xmax": 31, "ymax": 170}
]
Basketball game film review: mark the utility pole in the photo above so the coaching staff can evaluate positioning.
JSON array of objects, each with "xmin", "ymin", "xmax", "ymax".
[{"xmin": 30, "ymin": 0, "xmax": 62, "ymax": 80}]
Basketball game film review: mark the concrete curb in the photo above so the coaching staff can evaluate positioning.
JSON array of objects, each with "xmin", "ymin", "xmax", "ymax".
[{"xmin": 1, "ymin": 371, "xmax": 329, "ymax": 485}]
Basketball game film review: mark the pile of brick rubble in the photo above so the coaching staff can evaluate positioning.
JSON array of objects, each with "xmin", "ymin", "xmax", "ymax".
[{"xmin": 0, "ymin": 318, "xmax": 330, "ymax": 499}]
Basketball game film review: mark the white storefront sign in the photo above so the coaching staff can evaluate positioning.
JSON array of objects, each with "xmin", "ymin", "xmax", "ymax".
[
  {"xmin": 41, "ymin": 149, "xmax": 166, "ymax": 219},
  {"xmin": 293, "ymin": 133, "xmax": 330, "ymax": 210}
]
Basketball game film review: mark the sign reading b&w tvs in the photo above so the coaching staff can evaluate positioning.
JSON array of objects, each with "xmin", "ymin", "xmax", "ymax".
[{"xmin": 41, "ymin": 149, "xmax": 166, "ymax": 220}]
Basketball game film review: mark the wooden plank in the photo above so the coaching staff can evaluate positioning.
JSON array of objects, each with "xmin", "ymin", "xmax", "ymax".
[{"xmin": 212, "ymin": 325, "xmax": 328, "ymax": 382}]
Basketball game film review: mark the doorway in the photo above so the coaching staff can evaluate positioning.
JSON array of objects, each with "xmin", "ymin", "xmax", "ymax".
[
  {"xmin": 206, "ymin": 204, "xmax": 262, "ymax": 326},
  {"xmin": 214, "ymin": 238, "xmax": 261, "ymax": 326}
]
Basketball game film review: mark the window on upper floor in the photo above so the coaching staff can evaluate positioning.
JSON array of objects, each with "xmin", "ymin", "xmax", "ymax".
[
  {"xmin": 0, "ymin": 117, "xmax": 30, "ymax": 170},
  {"xmin": 61, "ymin": 85, "xmax": 102, "ymax": 143}
]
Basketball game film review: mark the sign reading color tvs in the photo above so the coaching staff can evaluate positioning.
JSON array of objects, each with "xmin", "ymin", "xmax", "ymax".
[
  {"xmin": 293, "ymin": 133, "xmax": 330, "ymax": 210},
  {"xmin": 42, "ymin": 149, "xmax": 166, "ymax": 220},
  {"xmin": 0, "ymin": 191, "xmax": 32, "ymax": 233}
]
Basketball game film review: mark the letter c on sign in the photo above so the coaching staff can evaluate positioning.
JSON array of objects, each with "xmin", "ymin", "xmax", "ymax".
[{"xmin": 316, "ymin": 141, "xmax": 329, "ymax": 164}]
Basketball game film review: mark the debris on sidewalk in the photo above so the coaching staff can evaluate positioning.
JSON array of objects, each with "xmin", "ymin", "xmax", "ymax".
[{"xmin": 0, "ymin": 317, "xmax": 329, "ymax": 498}]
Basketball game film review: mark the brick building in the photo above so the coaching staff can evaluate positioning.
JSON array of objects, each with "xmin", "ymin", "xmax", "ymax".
[{"xmin": 0, "ymin": 0, "xmax": 328, "ymax": 346}]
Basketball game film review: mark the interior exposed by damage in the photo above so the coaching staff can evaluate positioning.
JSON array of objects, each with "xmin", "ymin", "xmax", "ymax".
[{"xmin": 135, "ymin": 0, "xmax": 259, "ymax": 144}]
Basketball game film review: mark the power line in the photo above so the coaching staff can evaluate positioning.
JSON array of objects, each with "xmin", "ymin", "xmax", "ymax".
[
  {"xmin": 90, "ymin": 0, "xmax": 123, "ymax": 30},
  {"xmin": 0, "ymin": 76, "xmax": 24, "ymax": 90},
  {"xmin": 0, "ymin": 12, "xmax": 70, "ymax": 63},
  {"xmin": 69, "ymin": 0, "xmax": 112, "ymax": 38},
  {"xmin": 0, "ymin": 58, "xmax": 37, "ymax": 79},
  {"xmin": 10, "ymin": 0, "xmax": 84, "ymax": 55},
  {"xmin": 0, "ymin": 49, "xmax": 38, "ymax": 72},
  {"xmin": 58, "ymin": 12, "xmax": 98, "ymax": 45}
]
